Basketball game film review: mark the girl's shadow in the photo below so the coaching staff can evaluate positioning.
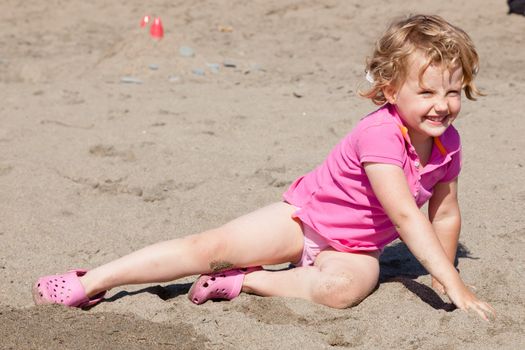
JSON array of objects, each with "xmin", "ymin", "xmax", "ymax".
[
  {"xmin": 103, "ymin": 282, "xmax": 193, "ymax": 304},
  {"xmin": 379, "ymin": 241, "xmax": 477, "ymax": 312}
]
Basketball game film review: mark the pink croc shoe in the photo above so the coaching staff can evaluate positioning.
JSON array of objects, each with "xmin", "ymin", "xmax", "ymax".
[
  {"xmin": 32, "ymin": 269, "xmax": 105, "ymax": 308},
  {"xmin": 188, "ymin": 266, "xmax": 262, "ymax": 305}
]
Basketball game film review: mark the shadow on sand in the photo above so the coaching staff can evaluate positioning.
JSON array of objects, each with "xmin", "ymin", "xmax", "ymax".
[
  {"xmin": 379, "ymin": 241, "xmax": 478, "ymax": 311},
  {"xmin": 103, "ymin": 282, "xmax": 193, "ymax": 305}
]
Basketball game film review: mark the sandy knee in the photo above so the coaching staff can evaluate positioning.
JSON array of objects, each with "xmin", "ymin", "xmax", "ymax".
[
  {"xmin": 314, "ymin": 273, "xmax": 377, "ymax": 309},
  {"xmin": 314, "ymin": 274, "xmax": 356, "ymax": 308}
]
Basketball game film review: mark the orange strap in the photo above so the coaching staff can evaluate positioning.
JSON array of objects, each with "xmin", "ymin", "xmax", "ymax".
[
  {"xmin": 398, "ymin": 125, "xmax": 409, "ymax": 139},
  {"xmin": 397, "ymin": 124, "xmax": 447, "ymax": 156},
  {"xmin": 433, "ymin": 137, "xmax": 447, "ymax": 156}
]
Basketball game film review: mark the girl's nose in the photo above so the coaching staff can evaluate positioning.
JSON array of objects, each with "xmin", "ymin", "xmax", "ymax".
[{"xmin": 434, "ymin": 98, "xmax": 449, "ymax": 115}]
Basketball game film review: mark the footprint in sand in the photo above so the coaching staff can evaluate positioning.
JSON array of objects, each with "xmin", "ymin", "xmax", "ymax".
[
  {"xmin": 88, "ymin": 144, "xmax": 136, "ymax": 162},
  {"xmin": 232, "ymin": 298, "xmax": 308, "ymax": 326},
  {"xmin": 253, "ymin": 166, "xmax": 291, "ymax": 188},
  {"xmin": 0, "ymin": 164, "xmax": 13, "ymax": 176}
]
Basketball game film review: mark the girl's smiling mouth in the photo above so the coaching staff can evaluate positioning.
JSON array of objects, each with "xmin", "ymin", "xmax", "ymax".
[{"xmin": 425, "ymin": 115, "xmax": 448, "ymax": 125}]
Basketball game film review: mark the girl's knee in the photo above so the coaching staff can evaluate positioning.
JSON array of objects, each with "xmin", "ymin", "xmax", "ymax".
[
  {"xmin": 314, "ymin": 273, "xmax": 377, "ymax": 309},
  {"xmin": 183, "ymin": 229, "xmax": 229, "ymax": 263}
]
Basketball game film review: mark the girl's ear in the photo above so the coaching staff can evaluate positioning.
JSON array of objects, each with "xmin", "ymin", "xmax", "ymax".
[{"xmin": 383, "ymin": 84, "xmax": 397, "ymax": 104}]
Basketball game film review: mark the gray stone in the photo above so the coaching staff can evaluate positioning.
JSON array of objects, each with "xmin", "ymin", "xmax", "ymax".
[
  {"xmin": 206, "ymin": 63, "xmax": 220, "ymax": 73},
  {"xmin": 120, "ymin": 76, "xmax": 143, "ymax": 84},
  {"xmin": 249, "ymin": 63, "xmax": 264, "ymax": 72},
  {"xmin": 179, "ymin": 46, "xmax": 195, "ymax": 57},
  {"xmin": 223, "ymin": 59, "xmax": 237, "ymax": 68},
  {"xmin": 192, "ymin": 68, "xmax": 205, "ymax": 76}
]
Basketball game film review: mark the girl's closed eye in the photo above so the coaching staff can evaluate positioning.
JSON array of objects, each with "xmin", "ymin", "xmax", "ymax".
[
  {"xmin": 418, "ymin": 90, "xmax": 434, "ymax": 96},
  {"xmin": 447, "ymin": 90, "xmax": 461, "ymax": 96}
]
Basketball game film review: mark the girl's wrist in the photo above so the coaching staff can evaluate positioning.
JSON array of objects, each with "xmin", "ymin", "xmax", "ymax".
[{"xmin": 443, "ymin": 271, "xmax": 466, "ymax": 293}]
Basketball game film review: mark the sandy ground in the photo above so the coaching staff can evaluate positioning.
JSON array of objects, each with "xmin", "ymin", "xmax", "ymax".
[{"xmin": 1, "ymin": 0, "xmax": 524, "ymax": 349}]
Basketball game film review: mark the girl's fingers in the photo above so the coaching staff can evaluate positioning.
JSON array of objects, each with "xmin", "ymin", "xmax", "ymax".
[
  {"xmin": 480, "ymin": 302, "xmax": 497, "ymax": 319},
  {"xmin": 470, "ymin": 301, "xmax": 496, "ymax": 321},
  {"xmin": 475, "ymin": 305, "xmax": 489, "ymax": 321},
  {"xmin": 461, "ymin": 302, "xmax": 486, "ymax": 321},
  {"xmin": 448, "ymin": 285, "xmax": 496, "ymax": 321}
]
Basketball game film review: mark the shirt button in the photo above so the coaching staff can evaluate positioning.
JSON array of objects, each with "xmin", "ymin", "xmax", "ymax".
[{"xmin": 414, "ymin": 160, "xmax": 420, "ymax": 168}]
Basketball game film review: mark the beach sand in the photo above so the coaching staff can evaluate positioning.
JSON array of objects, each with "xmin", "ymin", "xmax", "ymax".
[{"xmin": 1, "ymin": 0, "xmax": 524, "ymax": 349}]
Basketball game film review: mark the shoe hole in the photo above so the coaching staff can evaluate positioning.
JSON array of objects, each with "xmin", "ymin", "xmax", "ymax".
[
  {"xmin": 37, "ymin": 283, "xmax": 40, "ymax": 287},
  {"xmin": 39, "ymin": 293, "xmax": 43, "ymax": 297},
  {"xmin": 210, "ymin": 277, "xmax": 216, "ymax": 281},
  {"xmin": 203, "ymin": 282, "xmax": 209, "ymax": 288}
]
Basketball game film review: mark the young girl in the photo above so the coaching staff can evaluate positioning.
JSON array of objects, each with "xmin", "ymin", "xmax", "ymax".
[{"xmin": 34, "ymin": 14, "xmax": 495, "ymax": 321}]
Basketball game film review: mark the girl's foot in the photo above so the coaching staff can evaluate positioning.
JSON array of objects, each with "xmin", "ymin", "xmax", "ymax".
[
  {"xmin": 188, "ymin": 266, "xmax": 262, "ymax": 304},
  {"xmin": 33, "ymin": 269, "xmax": 106, "ymax": 308}
]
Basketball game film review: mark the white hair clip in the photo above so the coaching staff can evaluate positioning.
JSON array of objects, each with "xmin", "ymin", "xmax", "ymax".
[{"xmin": 365, "ymin": 70, "xmax": 374, "ymax": 83}]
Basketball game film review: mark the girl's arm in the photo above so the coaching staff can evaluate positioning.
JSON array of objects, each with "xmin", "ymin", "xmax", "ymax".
[
  {"xmin": 364, "ymin": 162, "xmax": 495, "ymax": 321},
  {"xmin": 428, "ymin": 179, "xmax": 461, "ymax": 294}
]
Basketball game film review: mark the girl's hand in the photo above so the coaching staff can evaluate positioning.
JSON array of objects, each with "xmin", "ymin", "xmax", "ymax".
[{"xmin": 445, "ymin": 283, "xmax": 496, "ymax": 321}]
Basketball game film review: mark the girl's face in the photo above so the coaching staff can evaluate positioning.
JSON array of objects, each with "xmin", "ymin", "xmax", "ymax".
[{"xmin": 384, "ymin": 52, "xmax": 464, "ymax": 144}]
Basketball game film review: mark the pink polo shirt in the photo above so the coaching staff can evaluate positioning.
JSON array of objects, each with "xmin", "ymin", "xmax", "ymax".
[{"xmin": 283, "ymin": 104, "xmax": 461, "ymax": 252}]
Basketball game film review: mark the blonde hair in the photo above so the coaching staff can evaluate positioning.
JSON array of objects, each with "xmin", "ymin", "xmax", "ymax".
[{"xmin": 360, "ymin": 14, "xmax": 482, "ymax": 105}]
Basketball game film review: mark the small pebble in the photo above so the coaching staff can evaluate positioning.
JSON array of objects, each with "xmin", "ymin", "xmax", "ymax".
[
  {"xmin": 148, "ymin": 64, "xmax": 159, "ymax": 70},
  {"xmin": 168, "ymin": 75, "xmax": 180, "ymax": 82},
  {"xmin": 179, "ymin": 46, "xmax": 195, "ymax": 57},
  {"xmin": 249, "ymin": 63, "xmax": 264, "ymax": 72},
  {"xmin": 120, "ymin": 76, "xmax": 143, "ymax": 84},
  {"xmin": 192, "ymin": 68, "xmax": 205, "ymax": 76},
  {"xmin": 223, "ymin": 59, "xmax": 237, "ymax": 68},
  {"xmin": 206, "ymin": 63, "xmax": 220, "ymax": 73}
]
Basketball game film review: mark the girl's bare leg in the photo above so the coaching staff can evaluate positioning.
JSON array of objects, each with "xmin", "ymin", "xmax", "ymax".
[
  {"xmin": 80, "ymin": 202, "xmax": 304, "ymax": 297},
  {"xmin": 242, "ymin": 249, "xmax": 380, "ymax": 309}
]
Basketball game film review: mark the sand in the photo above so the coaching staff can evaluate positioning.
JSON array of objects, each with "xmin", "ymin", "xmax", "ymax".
[{"xmin": 1, "ymin": 0, "xmax": 524, "ymax": 349}]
